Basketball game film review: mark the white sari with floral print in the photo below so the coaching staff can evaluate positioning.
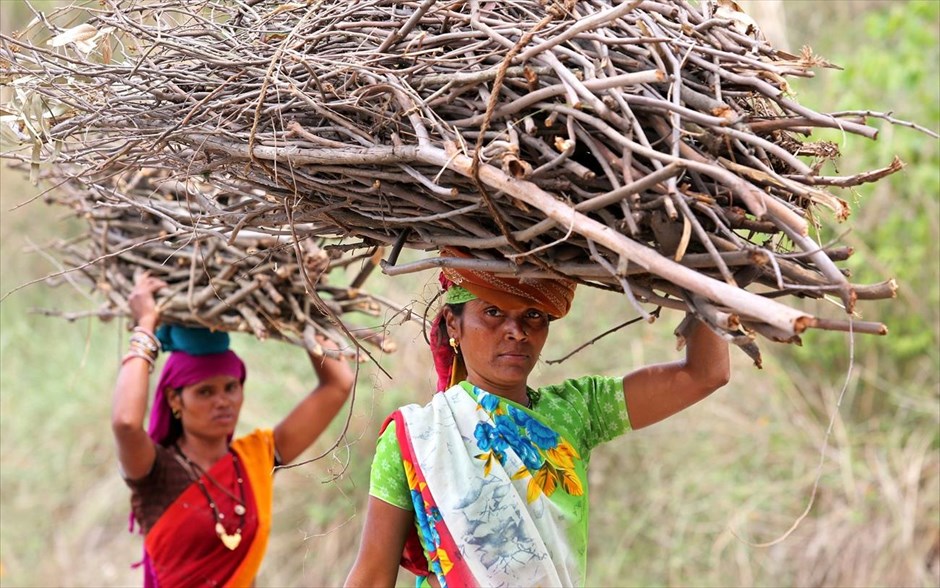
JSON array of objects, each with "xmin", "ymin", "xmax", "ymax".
[{"xmin": 393, "ymin": 382, "xmax": 589, "ymax": 587}]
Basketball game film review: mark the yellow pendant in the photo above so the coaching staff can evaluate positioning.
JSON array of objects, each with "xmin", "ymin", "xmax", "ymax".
[{"xmin": 215, "ymin": 522, "xmax": 242, "ymax": 550}]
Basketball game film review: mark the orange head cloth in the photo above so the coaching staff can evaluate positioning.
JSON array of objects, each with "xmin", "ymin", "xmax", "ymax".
[
  {"xmin": 439, "ymin": 247, "xmax": 576, "ymax": 319},
  {"xmin": 431, "ymin": 247, "xmax": 577, "ymax": 391}
]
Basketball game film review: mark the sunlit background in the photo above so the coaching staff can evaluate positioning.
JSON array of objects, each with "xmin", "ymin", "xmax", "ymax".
[{"xmin": 1, "ymin": 1, "xmax": 937, "ymax": 586}]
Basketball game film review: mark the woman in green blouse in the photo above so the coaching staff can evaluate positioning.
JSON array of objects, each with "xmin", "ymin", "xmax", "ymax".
[{"xmin": 346, "ymin": 248, "xmax": 731, "ymax": 587}]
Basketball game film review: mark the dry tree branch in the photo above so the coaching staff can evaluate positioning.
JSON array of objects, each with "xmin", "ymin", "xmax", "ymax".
[{"xmin": 1, "ymin": 0, "xmax": 928, "ymax": 361}]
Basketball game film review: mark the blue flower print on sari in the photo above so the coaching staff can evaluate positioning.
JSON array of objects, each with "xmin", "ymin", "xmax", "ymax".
[
  {"xmin": 495, "ymin": 414, "xmax": 543, "ymax": 470},
  {"xmin": 492, "ymin": 406, "xmax": 583, "ymax": 503},
  {"xmin": 427, "ymin": 507, "xmax": 443, "ymax": 546},
  {"xmin": 494, "ymin": 415, "xmax": 523, "ymax": 446},
  {"xmin": 474, "ymin": 422, "xmax": 508, "ymax": 455},
  {"xmin": 474, "ymin": 422, "xmax": 507, "ymax": 474},
  {"xmin": 515, "ymin": 440, "xmax": 544, "ymax": 471},
  {"xmin": 474, "ymin": 422, "xmax": 496, "ymax": 451},
  {"xmin": 478, "ymin": 391, "xmax": 501, "ymax": 413},
  {"xmin": 411, "ymin": 490, "xmax": 441, "ymax": 549},
  {"xmin": 508, "ymin": 405, "xmax": 559, "ymax": 449}
]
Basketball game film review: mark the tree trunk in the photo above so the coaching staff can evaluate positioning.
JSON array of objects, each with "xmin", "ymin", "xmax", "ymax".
[{"xmin": 738, "ymin": 0, "xmax": 790, "ymax": 51}]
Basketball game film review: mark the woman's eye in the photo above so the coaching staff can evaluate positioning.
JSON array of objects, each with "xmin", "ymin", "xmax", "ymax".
[
  {"xmin": 198, "ymin": 388, "xmax": 212, "ymax": 396},
  {"xmin": 527, "ymin": 310, "xmax": 546, "ymax": 321},
  {"xmin": 484, "ymin": 307, "xmax": 502, "ymax": 317}
]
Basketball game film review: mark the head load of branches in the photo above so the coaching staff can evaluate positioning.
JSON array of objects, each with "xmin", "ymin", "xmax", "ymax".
[{"xmin": 2, "ymin": 0, "xmax": 935, "ymax": 364}]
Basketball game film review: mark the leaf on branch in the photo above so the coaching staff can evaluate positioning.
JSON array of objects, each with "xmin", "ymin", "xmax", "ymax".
[
  {"xmin": 47, "ymin": 24, "xmax": 98, "ymax": 48},
  {"xmin": 48, "ymin": 24, "xmax": 115, "ymax": 57}
]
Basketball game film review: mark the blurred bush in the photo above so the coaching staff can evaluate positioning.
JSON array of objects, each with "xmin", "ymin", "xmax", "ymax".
[{"xmin": 782, "ymin": 0, "xmax": 939, "ymax": 424}]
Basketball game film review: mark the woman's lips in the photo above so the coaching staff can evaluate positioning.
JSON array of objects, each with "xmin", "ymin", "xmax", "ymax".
[{"xmin": 497, "ymin": 352, "xmax": 529, "ymax": 364}]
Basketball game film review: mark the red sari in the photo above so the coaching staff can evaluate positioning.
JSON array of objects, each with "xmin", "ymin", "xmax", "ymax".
[{"xmin": 143, "ymin": 429, "xmax": 275, "ymax": 587}]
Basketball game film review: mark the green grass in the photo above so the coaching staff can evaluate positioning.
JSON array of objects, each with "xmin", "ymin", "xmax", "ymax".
[{"xmin": 2, "ymin": 1, "xmax": 939, "ymax": 586}]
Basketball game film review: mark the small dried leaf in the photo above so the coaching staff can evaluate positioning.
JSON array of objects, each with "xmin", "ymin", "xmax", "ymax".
[
  {"xmin": 47, "ymin": 24, "xmax": 98, "ymax": 48},
  {"xmin": 30, "ymin": 142, "xmax": 41, "ymax": 186},
  {"xmin": 0, "ymin": 119, "xmax": 27, "ymax": 145},
  {"xmin": 270, "ymin": 3, "xmax": 306, "ymax": 16},
  {"xmin": 100, "ymin": 36, "xmax": 113, "ymax": 64}
]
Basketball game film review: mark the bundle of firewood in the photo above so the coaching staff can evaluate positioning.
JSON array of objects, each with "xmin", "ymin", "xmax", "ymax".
[
  {"xmin": 2, "ymin": 0, "xmax": 933, "ymax": 364},
  {"xmin": 33, "ymin": 165, "xmax": 412, "ymax": 358}
]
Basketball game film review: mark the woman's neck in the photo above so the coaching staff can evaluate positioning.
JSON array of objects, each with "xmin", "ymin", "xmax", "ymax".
[
  {"xmin": 466, "ymin": 377, "xmax": 529, "ymax": 407},
  {"xmin": 177, "ymin": 435, "xmax": 229, "ymax": 471}
]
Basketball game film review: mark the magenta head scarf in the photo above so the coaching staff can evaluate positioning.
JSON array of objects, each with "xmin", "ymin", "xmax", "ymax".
[{"xmin": 148, "ymin": 326, "xmax": 247, "ymax": 446}]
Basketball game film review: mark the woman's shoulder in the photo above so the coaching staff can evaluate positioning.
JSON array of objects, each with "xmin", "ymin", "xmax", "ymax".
[
  {"xmin": 538, "ymin": 375, "xmax": 631, "ymax": 450},
  {"xmin": 395, "ymin": 386, "xmax": 460, "ymax": 415},
  {"xmin": 538, "ymin": 374, "xmax": 623, "ymax": 398},
  {"xmin": 123, "ymin": 442, "xmax": 175, "ymax": 486},
  {"xmin": 534, "ymin": 375, "xmax": 625, "ymax": 430},
  {"xmin": 235, "ymin": 428, "xmax": 275, "ymax": 444},
  {"xmin": 231, "ymin": 428, "xmax": 278, "ymax": 464}
]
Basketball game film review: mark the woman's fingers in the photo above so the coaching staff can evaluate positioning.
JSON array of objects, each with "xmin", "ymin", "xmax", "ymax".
[
  {"xmin": 315, "ymin": 333, "xmax": 339, "ymax": 350},
  {"xmin": 128, "ymin": 271, "xmax": 166, "ymax": 326},
  {"xmin": 132, "ymin": 271, "xmax": 167, "ymax": 294},
  {"xmin": 145, "ymin": 277, "xmax": 168, "ymax": 293},
  {"xmin": 133, "ymin": 270, "xmax": 152, "ymax": 286}
]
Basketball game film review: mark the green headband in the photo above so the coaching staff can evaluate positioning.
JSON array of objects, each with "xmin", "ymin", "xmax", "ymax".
[{"xmin": 445, "ymin": 285, "xmax": 477, "ymax": 305}]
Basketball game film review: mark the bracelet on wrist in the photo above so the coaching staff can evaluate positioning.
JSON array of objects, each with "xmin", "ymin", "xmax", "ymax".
[
  {"xmin": 122, "ymin": 351, "xmax": 155, "ymax": 373},
  {"xmin": 132, "ymin": 326, "xmax": 161, "ymax": 351},
  {"xmin": 128, "ymin": 341, "xmax": 158, "ymax": 360},
  {"xmin": 129, "ymin": 333, "xmax": 159, "ymax": 354}
]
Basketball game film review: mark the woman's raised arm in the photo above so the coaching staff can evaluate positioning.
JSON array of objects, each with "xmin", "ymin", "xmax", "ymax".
[
  {"xmin": 622, "ymin": 318, "xmax": 731, "ymax": 430},
  {"xmin": 272, "ymin": 337, "xmax": 356, "ymax": 465},
  {"xmin": 111, "ymin": 272, "xmax": 166, "ymax": 479}
]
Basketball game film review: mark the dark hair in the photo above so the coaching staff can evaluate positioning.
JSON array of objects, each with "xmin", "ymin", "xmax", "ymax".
[
  {"xmin": 161, "ymin": 387, "xmax": 184, "ymax": 447},
  {"xmin": 435, "ymin": 303, "xmax": 465, "ymax": 348}
]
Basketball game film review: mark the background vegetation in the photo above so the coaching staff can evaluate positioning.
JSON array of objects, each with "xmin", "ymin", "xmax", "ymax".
[{"xmin": 1, "ymin": 1, "xmax": 937, "ymax": 586}]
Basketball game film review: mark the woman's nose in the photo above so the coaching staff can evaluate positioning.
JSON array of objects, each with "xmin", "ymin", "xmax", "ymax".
[{"xmin": 504, "ymin": 317, "xmax": 528, "ymax": 340}]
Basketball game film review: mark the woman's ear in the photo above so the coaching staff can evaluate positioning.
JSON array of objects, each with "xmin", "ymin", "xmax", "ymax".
[
  {"xmin": 167, "ymin": 388, "xmax": 183, "ymax": 412},
  {"xmin": 443, "ymin": 307, "xmax": 459, "ymax": 339}
]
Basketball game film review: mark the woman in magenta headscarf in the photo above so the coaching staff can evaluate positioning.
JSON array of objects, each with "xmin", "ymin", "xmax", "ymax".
[
  {"xmin": 346, "ymin": 248, "xmax": 731, "ymax": 588},
  {"xmin": 113, "ymin": 272, "xmax": 355, "ymax": 587}
]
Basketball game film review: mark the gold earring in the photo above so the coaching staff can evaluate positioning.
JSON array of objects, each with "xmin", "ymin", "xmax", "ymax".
[
  {"xmin": 449, "ymin": 337, "xmax": 459, "ymax": 352},
  {"xmin": 172, "ymin": 408, "xmax": 181, "ymax": 419}
]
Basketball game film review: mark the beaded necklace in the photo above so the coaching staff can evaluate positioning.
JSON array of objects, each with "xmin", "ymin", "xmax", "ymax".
[{"xmin": 174, "ymin": 445, "xmax": 247, "ymax": 550}]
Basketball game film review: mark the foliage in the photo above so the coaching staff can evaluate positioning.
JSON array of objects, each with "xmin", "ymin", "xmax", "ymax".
[{"xmin": 783, "ymin": 0, "xmax": 940, "ymax": 420}]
